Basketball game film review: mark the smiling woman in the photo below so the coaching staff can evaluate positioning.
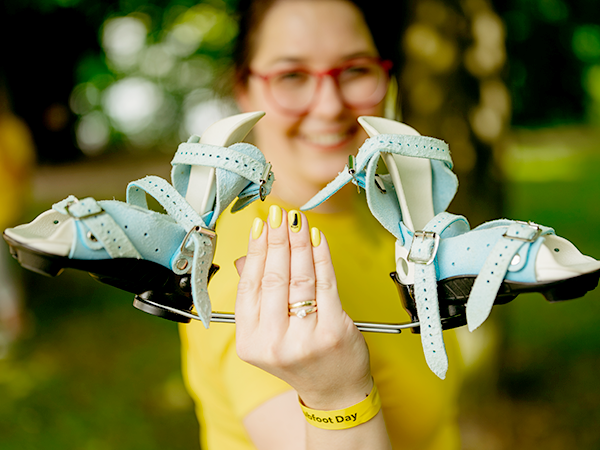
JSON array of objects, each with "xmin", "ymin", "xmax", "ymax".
[
  {"xmin": 179, "ymin": 1, "xmax": 464, "ymax": 450},
  {"xmin": 234, "ymin": 0, "xmax": 392, "ymax": 200}
]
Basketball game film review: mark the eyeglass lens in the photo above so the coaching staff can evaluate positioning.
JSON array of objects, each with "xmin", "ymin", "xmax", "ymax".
[{"xmin": 268, "ymin": 60, "xmax": 388, "ymax": 113}]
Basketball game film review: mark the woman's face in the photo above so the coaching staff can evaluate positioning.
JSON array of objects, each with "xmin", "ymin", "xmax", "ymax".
[{"xmin": 236, "ymin": 0, "xmax": 386, "ymax": 194}]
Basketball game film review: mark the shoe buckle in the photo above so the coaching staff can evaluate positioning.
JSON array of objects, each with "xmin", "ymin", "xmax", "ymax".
[
  {"xmin": 259, "ymin": 162, "xmax": 272, "ymax": 201},
  {"xmin": 65, "ymin": 198, "xmax": 105, "ymax": 219},
  {"xmin": 180, "ymin": 225, "xmax": 217, "ymax": 256},
  {"xmin": 502, "ymin": 221, "xmax": 542, "ymax": 242},
  {"xmin": 348, "ymin": 154, "xmax": 361, "ymax": 194},
  {"xmin": 408, "ymin": 231, "xmax": 440, "ymax": 265}
]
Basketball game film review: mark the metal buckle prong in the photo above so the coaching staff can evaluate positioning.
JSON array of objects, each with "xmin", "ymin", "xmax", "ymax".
[
  {"xmin": 348, "ymin": 155, "xmax": 360, "ymax": 193},
  {"xmin": 348, "ymin": 154, "xmax": 356, "ymax": 176},
  {"xmin": 180, "ymin": 225, "xmax": 217, "ymax": 256},
  {"xmin": 502, "ymin": 221, "xmax": 542, "ymax": 242},
  {"xmin": 407, "ymin": 230, "xmax": 440, "ymax": 265},
  {"xmin": 259, "ymin": 162, "xmax": 272, "ymax": 201}
]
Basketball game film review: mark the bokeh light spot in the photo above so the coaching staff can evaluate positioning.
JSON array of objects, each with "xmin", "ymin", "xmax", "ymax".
[
  {"xmin": 183, "ymin": 97, "xmax": 237, "ymax": 138},
  {"xmin": 572, "ymin": 25, "xmax": 600, "ymax": 63},
  {"xmin": 140, "ymin": 44, "xmax": 176, "ymax": 78},
  {"xmin": 102, "ymin": 77, "xmax": 163, "ymax": 134},
  {"xmin": 70, "ymin": 83, "xmax": 100, "ymax": 115},
  {"xmin": 102, "ymin": 16, "xmax": 148, "ymax": 70},
  {"xmin": 76, "ymin": 111, "xmax": 110, "ymax": 155}
]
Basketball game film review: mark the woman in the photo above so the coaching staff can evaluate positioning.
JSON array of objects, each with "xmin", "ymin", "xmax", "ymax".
[{"xmin": 179, "ymin": 1, "xmax": 464, "ymax": 448}]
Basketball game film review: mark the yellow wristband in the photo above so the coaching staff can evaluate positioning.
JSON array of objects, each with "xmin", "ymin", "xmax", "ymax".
[{"xmin": 298, "ymin": 383, "xmax": 381, "ymax": 430}]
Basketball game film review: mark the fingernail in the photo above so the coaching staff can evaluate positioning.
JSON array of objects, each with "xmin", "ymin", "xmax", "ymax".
[
  {"xmin": 310, "ymin": 227, "xmax": 321, "ymax": 247},
  {"xmin": 269, "ymin": 205, "xmax": 282, "ymax": 229},
  {"xmin": 252, "ymin": 217, "xmax": 264, "ymax": 240},
  {"xmin": 289, "ymin": 210, "xmax": 301, "ymax": 233}
]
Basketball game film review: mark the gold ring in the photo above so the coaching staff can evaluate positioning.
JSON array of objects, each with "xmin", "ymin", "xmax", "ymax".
[
  {"xmin": 289, "ymin": 300, "xmax": 316, "ymax": 309},
  {"xmin": 288, "ymin": 306, "xmax": 318, "ymax": 318}
]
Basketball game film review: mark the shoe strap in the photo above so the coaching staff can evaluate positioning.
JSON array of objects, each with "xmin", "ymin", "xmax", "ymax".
[
  {"xmin": 172, "ymin": 142, "xmax": 272, "ymax": 186},
  {"xmin": 301, "ymin": 134, "xmax": 457, "ymax": 240},
  {"xmin": 127, "ymin": 176, "xmax": 208, "ymax": 229},
  {"xmin": 409, "ymin": 211, "xmax": 469, "ymax": 379},
  {"xmin": 53, "ymin": 196, "xmax": 142, "ymax": 259},
  {"xmin": 171, "ymin": 142, "xmax": 274, "ymax": 226},
  {"xmin": 126, "ymin": 176, "xmax": 215, "ymax": 328},
  {"xmin": 466, "ymin": 221, "xmax": 553, "ymax": 331}
]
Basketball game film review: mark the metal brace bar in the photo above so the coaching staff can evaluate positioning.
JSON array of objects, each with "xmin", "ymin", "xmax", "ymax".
[{"xmin": 141, "ymin": 298, "xmax": 420, "ymax": 333}]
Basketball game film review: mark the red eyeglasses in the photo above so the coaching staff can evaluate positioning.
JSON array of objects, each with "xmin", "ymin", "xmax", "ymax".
[{"xmin": 249, "ymin": 57, "xmax": 392, "ymax": 115}]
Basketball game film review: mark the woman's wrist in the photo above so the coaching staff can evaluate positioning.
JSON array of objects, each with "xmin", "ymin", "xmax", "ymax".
[{"xmin": 296, "ymin": 376, "xmax": 374, "ymax": 412}]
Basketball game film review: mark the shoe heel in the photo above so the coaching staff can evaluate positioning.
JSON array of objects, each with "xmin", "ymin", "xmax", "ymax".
[
  {"xmin": 390, "ymin": 272, "xmax": 420, "ymax": 333},
  {"xmin": 542, "ymin": 270, "xmax": 600, "ymax": 302},
  {"xmin": 3, "ymin": 233, "xmax": 65, "ymax": 277},
  {"xmin": 390, "ymin": 272, "xmax": 469, "ymax": 332},
  {"xmin": 132, "ymin": 264, "xmax": 221, "ymax": 323},
  {"xmin": 15, "ymin": 248, "xmax": 65, "ymax": 277},
  {"xmin": 133, "ymin": 292, "xmax": 192, "ymax": 324}
]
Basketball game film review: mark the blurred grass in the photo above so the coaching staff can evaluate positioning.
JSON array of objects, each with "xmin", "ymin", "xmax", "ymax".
[
  {"xmin": 460, "ymin": 126, "xmax": 600, "ymax": 450},
  {"xmin": 0, "ymin": 269, "xmax": 201, "ymax": 450},
  {"xmin": 1, "ymin": 127, "xmax": 599, "ymax": 449}
]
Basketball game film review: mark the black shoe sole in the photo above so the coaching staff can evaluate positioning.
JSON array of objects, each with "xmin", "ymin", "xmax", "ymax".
[
  {"xmin": 391, "ymin": 268, "xmax": 600, "ymax": 333},
  {"xmin": 3, "ymin": 232, "xmax": 219, "ymax": 323}
]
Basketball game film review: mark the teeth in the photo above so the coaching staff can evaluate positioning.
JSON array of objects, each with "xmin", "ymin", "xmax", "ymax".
[{"xmin": 303, "ymin": 132, "xmax": 349, "ymax": 146}]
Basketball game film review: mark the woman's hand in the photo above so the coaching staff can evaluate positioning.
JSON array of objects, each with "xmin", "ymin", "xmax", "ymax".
[{"xmin": 235, "ymin": 206, "xmax": 372, "ymax": 409}]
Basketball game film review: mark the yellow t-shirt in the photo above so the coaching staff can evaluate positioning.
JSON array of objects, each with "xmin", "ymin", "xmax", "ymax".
[{"xmin": 180, "ymin": 194, "xmax": 464, "ymax": 449}]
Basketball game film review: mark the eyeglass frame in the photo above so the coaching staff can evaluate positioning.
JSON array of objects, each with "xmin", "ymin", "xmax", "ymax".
[{"xmin": 248, "ymin": 57, "xmax": 393, "ymax": 115}]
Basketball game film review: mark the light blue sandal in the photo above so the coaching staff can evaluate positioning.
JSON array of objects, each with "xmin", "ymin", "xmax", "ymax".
[
  {"xmin": 302, "ymin": 116, "xmax": 600, "ymax": 379},
  {"xmin": 3, "ymin": 112, "xmax": 274, "ymax": 329}
]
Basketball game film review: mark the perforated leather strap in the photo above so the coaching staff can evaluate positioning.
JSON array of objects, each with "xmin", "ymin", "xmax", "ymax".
[
  {"xmin": 127, "ymin": 176, "xmax": 214, "ymax": 328},
  {"xmin": 466, "ymin": 221, "xmax": 544, "ymax": 331},
  {"xmin": 171, "ymin": 142, "xmax": 274, "ymax": 206},
  {"xmin": 301, "ymin": 134, "xmax": 451, "ymax": 211},
  {"xmin": 53, "ymin": 196, "xmax": 141, "ymax": 259},
  {"xmin": 127, "ymin": 176, "xmax": 207, "ymax": 230},
  {"xmin": 409, "ymin": 212, "xmax": 469, "ymax": 379}
]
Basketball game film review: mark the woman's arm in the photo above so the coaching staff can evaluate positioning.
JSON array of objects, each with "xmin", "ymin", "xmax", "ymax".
[{"xmin": 235, "ymin": 207, "xmax": 392, "ymax": 449}]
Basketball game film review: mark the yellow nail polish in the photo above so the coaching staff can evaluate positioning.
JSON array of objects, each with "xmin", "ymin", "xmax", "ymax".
[
  {"xmin": 289, "ymin": 210, "xmax": 301, "ymax": 233},
  {"xmin": 310, "ymin": 227, "xmax": 321, "ymax": 247},
  {"xmin": 252, "ymin": 217, "xmax": 264, "ymax": 240},
  {"xmin": 269, "ymin": 205, "xmax": 282, "ymax": 229}
]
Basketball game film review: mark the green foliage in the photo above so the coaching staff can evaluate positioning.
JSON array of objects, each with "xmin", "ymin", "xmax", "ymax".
[
  {"xmin": 497, "ymin": 0, "xmax": 600, "ymax": 126},
  {"xmin": 0, "ymin": 269, "xmax": 200, "ymax": 450}
]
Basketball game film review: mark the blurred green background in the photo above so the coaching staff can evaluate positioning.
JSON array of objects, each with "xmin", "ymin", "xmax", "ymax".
[{"xmin": 0, "ymin": 0, "xmax": 599, "ymax": 449}]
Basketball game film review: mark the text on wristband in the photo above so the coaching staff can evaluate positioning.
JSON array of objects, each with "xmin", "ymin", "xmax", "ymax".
[{"xmin": 303, "ymin": 411, "xmax": 358, "ymax": 424}]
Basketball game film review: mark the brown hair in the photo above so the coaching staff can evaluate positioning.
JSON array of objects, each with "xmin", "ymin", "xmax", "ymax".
[{"xmin": 232, "ymin": 0, "xmax": 278, "ymax": 89}]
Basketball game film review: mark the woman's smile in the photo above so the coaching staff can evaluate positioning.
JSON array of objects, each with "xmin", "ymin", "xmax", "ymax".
[{"xmin": 297, "ymin": 127, "xmax": 356, "ymax": 150}]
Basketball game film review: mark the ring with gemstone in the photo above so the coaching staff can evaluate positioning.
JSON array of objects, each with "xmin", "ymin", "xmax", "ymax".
[{"xmin": 288, "ymin": 300, "xmax": 317, "ymax": 318}]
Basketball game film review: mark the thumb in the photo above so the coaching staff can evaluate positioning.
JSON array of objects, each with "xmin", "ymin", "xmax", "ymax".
[{"xmin": 234, "ymin": 256, "xmax": 247, "ymax": 276}]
